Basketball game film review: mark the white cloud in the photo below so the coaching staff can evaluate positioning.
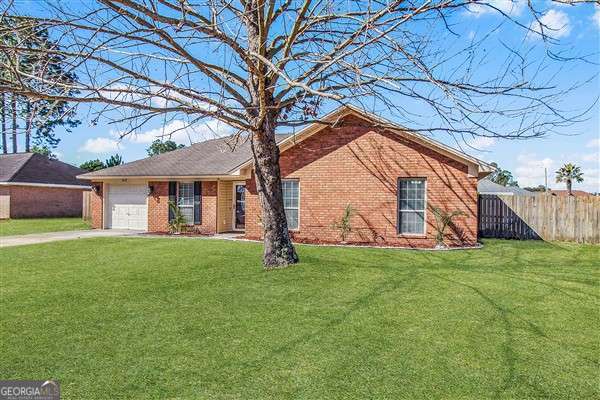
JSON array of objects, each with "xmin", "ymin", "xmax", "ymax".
[
  {"xmin": 515, "ymin": 153, "xmax": 600, "ymax": 192},
  {"xmin": 593, "ymin": 5, "xmax": 600, "ymax": 29},
  {"xmin": 582, "ymin": 153, "xmax": 599, "ymax": 163},
  {"xmin": 584, "ymin": 168, "xmax": 600, "ymax": 193},
  {"xmin": 112, "ymin": 119, "xmax": 235, "ymax": 145},
  {"xmin": 528, "ymin": 9, "xmax": 571, "ymax": 40},
  {"xmin": 581, "ymin": 137, "xmax": 600, "ymax": 173},
  {"xmin": 468, "ymin": 136, "xmax": 496, "ymax": 151},
  {"xmin": 586, "ymin": 138, "xmax": 600, "ymax": 149},
  {"xmin": 582, "ymin": 138, "xmax": 600, "ymax": 164},
  {"xmin": 467, "ymin": 0, "xmax": 526, "ymax": 17},
  {"xmin": 514, "ymin": 153, "xmax": 554, "ymax": 188},
  {"xmin": 79, "ymin": 137, "xmax": 122, "ymax": 154}
]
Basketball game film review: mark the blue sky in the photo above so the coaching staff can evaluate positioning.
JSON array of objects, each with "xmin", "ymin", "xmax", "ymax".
[{"xmin": 24, "ymin": 1, "xmax": 600, "ymax": 192}]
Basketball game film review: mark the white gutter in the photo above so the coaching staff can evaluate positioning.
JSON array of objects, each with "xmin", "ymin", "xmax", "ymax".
[
  {"xmin": 0, "ymin": 181, "xmax": 91, "ymax": 190},
  {"xmin": 76, "ymin": 174, "xmax": 250, "ymax": 181}
]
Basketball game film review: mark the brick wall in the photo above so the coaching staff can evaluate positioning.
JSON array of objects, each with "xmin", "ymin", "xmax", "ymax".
[
  {"xmin": 148, "ymin": 181, "xmax": 169, "ymax": 232},
  {"xmin": 145, "ymin": 180, "xmax": 218, "ymax": 233},
  {"xmin": 245, "ymin": 116, "xmax": 478, "ymax": 248},
  {"xmin": 199, "ymin": 181, "xmax": 218, "ymax": 234},
  {"xmin": 8, "ymin": 185, "xmax": 87, "ymax": 219},
  {"xmin": 90, "ymin": 182, "xmax": 103, "ymax": 229}
]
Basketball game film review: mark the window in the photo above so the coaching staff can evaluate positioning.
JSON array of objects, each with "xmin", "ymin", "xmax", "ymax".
[
  {"xmin": 282, "ymin": 180, "xmax": 299, "ymax": 230},
  {"xmin": 177, "ymin": 182, "xmax": 194, "ymax": 225},
  {"xmin": 397, "ymin": 178, "xmax": 426, "ymax": 234}
]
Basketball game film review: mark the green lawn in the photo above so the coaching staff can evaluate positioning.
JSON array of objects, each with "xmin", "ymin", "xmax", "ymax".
[
  {"xmin": 0, "ymin": 217, "xmax": 90, "ymax": 236},
  {"xmin": 0, "ymin": 238, "xmax": 597, "ymax": 399}
]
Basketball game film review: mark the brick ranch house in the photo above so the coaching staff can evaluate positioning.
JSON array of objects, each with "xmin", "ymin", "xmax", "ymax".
[
  {"xmin": 80, "ymin": 106, "xmax": 494, "ymax": 248},
  {"xmin": 0, "ymin": 153, "xmax": 90, "ymax": 219}
]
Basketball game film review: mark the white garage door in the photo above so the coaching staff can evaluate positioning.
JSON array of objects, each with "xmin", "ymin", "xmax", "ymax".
[{"xmin": 107, "ymin": 184, "xmax": 148, "ymax": 230}]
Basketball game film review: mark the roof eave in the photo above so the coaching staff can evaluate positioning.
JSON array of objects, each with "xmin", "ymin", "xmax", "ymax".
[{"xmin": 77, "ymin": 173, "xmax": 249, "ymax": 181}]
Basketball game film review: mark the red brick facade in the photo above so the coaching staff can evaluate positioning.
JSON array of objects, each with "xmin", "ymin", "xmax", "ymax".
[
  {"xmin": 245, "ymin": 117, "xmax": 478, "ymax": 248},
  {"xmin": 89, "ymin": 117, "xmax": 479, "ymax": 248},
  {"xmin": 2, "ymin": 185, "xmax": 88, "ymax": 219},
  {"xmin": 199, "ymin": 181, "xmax": 218, "ymax": 234},
  {"xmin": 147, "ymin": 181, "xmax": 169, "ymax": 232}
]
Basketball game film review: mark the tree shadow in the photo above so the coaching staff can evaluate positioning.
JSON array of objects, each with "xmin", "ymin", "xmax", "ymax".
[
  {"xmin": 218, "ymin": 268, "xmax": 419, "ymax": 383},
  {"xmin": 430, "ymin": 272, "xmax": 599, "ymax": 398}
]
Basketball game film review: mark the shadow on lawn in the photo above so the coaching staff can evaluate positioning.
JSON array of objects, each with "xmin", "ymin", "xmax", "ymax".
[
  {"xmin": 228, "ymin": 267, "xmax": 420, "ymax": 384},
  {"xmin": 429, "ymin": 265, "xmax": 599, "ymax": 399},
  {"xmin": 430, "ymin": 273, "xmax": 520, "ymax": 398}
]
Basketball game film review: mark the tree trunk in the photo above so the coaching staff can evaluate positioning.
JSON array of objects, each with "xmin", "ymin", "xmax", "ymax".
[
  {"xmin": 0, "ymin": 92, "xmax": 6, "ymax": 154},
  {"xmin": 250, "ymin": 115, "xmax": 299, "ymax": 269},
  {"xmin": 25, "ymin": 110, "xmax": 32, "ymax": 152},
  {"xmin": 243, "ymin": 1, "xmax": 298, "ymax": 269},
  {"xmin": 567, "ymin": 179, "xmax": 572, "ymax": 196},
  {"xmin": 11, "ymin": 94, "xmax": 17, "ymax": 153}
]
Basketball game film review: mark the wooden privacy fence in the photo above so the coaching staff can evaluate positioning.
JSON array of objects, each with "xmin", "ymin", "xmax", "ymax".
[
  {"xmin": 82, "ymin": 191, "xmax": 92, "ymax": 220},
  {"xmin": 478, "ymin": 195, "xmax": 540, "ymax": 240},
  {"xmin": 478, "ymin": 194, "xmax": 600, "ymax": 244}
]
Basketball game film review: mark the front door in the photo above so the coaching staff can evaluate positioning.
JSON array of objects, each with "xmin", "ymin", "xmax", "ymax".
[{"xmin": 234, "ymin": 183, "xmax": 245, "ymax": 230}]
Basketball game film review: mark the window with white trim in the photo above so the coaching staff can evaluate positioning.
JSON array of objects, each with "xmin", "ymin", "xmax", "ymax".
[
  {"xmin": 282, "ymin": 180, "xmax": 299, "ymax": 230},
  {"xmin": 397, "ymin": 178, "xmax": 426, "ymax": 234},
  {"xmin": 177, "ymin": 182, "xmax": 194, "ymax": 225}
]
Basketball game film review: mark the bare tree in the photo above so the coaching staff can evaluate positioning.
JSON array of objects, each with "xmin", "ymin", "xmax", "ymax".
[{"xmin": 0, "ymin": 0, "xmax": 595, "ymax": 267}]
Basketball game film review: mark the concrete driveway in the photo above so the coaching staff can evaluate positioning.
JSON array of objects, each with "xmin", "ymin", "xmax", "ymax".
[{"xmin": 0, "ymin": 229, "xmax": 140, "ymax": 248}]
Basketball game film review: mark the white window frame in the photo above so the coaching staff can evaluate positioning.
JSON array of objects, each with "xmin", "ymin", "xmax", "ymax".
[
  {"xmin": 282, "ymin": 179, "xmax": 300, "ymax": 231},
  {"xmin": 177, "ymin": 181, "xmax": 195, "ymax": 225},
  {"xmin": 397, "ymin": 178, "xmax": 427, "ymax": 235}
]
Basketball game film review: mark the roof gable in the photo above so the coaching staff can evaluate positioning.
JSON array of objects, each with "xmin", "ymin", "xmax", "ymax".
[{"xmin": 238, "ymin": 105, "xmax": 493, "ymax": 177}]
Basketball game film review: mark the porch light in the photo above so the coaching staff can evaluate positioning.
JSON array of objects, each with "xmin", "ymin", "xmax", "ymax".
[
  {"xmin": 147, "ymin": 185, "xmax": 155, "ymax": 196},
  {"xmin": 92, "ymin": 184, "xmax": 101, "ymax": 193}
]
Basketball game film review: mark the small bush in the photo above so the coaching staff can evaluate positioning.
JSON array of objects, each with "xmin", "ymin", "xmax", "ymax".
[
  {"xmin": 168, "ymin": 201, "xmax": 187, "ymax": 234},
  {"xmin": 331, "ymin": 204, "xmax": 355, "ymax": 243}
]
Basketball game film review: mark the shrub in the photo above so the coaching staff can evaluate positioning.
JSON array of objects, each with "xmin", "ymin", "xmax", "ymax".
[
  {"xmin": 430, "ymin": 206, "xmax": 465, "ymax": 247},
  {"xmin": 332, "ymin": 204, "xmax": 355, "ymax": 243},
  {"xmin": 168, "ymin": 201, "xmax": 187, "ymax": 234}
]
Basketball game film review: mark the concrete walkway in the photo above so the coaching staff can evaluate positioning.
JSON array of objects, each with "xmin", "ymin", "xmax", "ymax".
[{"xmin": 0, "ymin": 229, "xmax": 140, "ymax": 248}]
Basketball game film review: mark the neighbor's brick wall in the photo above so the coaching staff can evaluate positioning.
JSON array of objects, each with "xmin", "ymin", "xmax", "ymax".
[
  {"xmin": 90, "ymin": 182, "xmax": 103, "ymax": 229},
  {"xmin": 146, "ymin": 180, "xmax": 218, "ymax": 234},
  {"xmin": 245, "ymin": 116, "xmax": 478, "ymax": 248},
  {"xmin": 8, "ymin": 185, "xmax": 87, "ymax": 219}
]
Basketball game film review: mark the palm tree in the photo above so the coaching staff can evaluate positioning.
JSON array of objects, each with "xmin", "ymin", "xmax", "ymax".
[{"xmin": 555, "ymin": 163, "xmax": 584, "ymax": 196}]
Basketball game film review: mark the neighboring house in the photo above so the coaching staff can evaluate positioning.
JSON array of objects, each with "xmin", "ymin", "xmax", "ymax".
[
  {"xmin": 477, "ymin": 179, "xmax": 533, "ymax": 196},
  {"xmin": 549, "ymin": 189, "xmax": 594, "ymax": 197},
  {"xmin": 79, "ymin": 106, "xmax": 494, "ymax": 248},
  {"xmin": 0, "ymin": 153, "xmax": 90, "ymax": 219}
]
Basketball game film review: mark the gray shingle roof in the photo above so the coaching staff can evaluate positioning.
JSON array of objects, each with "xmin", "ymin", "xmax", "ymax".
[
  {"xmin": 0, "ymin": 153, "xmax": 33, "ymax": 182},
  {"xmin": 80, "ymin": 134, "xmax": 291, "ymax": 178},
  {"xmin": 0, "ymin": 153, "xmax": 88, "ymax": 186},
  {"xmin": 478, "ymin": 179, "xmax": 533, "ymax": 195}
]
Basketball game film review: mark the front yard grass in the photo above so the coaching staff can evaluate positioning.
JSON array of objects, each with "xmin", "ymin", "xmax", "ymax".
[
  {"xmin": 0, "ymin": 217, "xmax": 91, "ymax": 236},
  {"xmin": 0, "ymin": 238, "xmax": 597, "ymax": 399}
]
